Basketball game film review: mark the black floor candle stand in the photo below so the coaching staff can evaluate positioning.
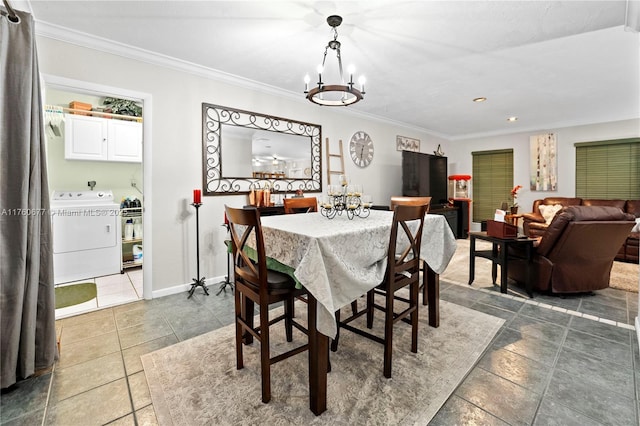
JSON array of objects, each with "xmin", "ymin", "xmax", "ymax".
[
  {"xmin": 188, "ymin": 202, "xmax": 209, "ymax": 298},
  {"xmin": 216, "ymin": 225, "xmax": 234, "ymax": 295}
]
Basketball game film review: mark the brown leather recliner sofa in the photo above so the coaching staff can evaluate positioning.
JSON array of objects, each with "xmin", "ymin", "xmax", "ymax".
[
  {"xmin": 522, "ymin": 197, "xmax": 640, "ymax": 263},
  {"xmin": 508, "ymin": 206, "xmax": 636, "ymax": 294}
]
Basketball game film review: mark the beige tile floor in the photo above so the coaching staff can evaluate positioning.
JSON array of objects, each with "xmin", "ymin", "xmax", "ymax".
[
  {"xmin": 1, "ymin": 288, "xmax": 231, "ymax": 425},
  {"xmin": 50, "ymin": 302, "xmax": 164, "ymax": 425},
  {"xmin": 55, "ymin": 267, "xmax": 143, "ymax": 320}
]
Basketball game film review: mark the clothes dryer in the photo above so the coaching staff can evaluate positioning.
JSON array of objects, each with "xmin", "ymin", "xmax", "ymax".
[{"xmin": 50, "ymin": 190, "xmax": 122, "ymax": 284}]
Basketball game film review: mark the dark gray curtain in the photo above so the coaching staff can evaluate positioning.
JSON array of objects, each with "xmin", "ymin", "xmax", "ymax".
[{"xmin": 1, "ymin": 7, "xmax": 57, "ymax": 388}]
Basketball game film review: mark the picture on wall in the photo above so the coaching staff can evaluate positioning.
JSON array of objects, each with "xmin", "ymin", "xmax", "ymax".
[
  {"xmin": 529, "ymin": 133, "xmax": 558, "ymax": 191},
  {"xmin": 396, "ymin": 135, "xmax": 420, "ymax": 152}
]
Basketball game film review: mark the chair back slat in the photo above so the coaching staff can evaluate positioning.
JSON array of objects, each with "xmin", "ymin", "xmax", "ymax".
[
  {"xmin": 390, "ymin": 196, "xmax": 432, "ymax": 213},
  {"xmin": 283, "ymin": 197, "xmax": 318, "ymax": 214},
  {"xmin": 388, "ymin": 204, "xmax": 427, "ymax": 282},
  {"xmin": 225, "ymin": 206, "xmax": 267, "ymax": 292}
]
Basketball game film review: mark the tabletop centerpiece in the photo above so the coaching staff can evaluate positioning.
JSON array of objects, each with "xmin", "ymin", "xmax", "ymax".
[{"xmin": 320, "ymin": 176, "xmax": 371, "ymax": 220}]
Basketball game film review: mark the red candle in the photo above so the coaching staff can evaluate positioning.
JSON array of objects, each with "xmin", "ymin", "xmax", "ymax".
[
  {"xmin": 224, "ymin": 211, "xmax": 229, "ymax": 225},
  {"xmin": 193, "ymin": 189, "xmax": 201, "ymax": 204}
]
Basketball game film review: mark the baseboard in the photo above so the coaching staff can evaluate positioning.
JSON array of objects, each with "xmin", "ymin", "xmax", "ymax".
[{"xmin": 151, "ymin": 275, "xmax": 226, "ymax": 299}]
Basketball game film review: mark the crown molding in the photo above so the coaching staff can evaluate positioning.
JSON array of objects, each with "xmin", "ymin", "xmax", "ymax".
[
  {"xmin": 450, "ymin": 115, "xmax": 640, "ymax": 141},
  {"xmin": 34, "ymin": 20, "xmax": 297, "ymax": 99},
  {"xmin": 34, "ymin": 20, "xmax": 446, "ymax": 140},
  {"xmin": 35, "ymin": 20, "xmax": 632, "ymax": 143}
]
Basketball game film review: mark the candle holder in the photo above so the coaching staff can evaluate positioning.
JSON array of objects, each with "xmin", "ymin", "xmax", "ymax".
[
  {"xmin": 188, "ymin": 202, "xmax": 209, "ymax": 298},
  {"xmin": 216, "ymin": 222, "xmax": 234, "ymax": 295},
  {"xmin": 320, "ymin": 185, "xmax": 371, "ymax": 220}
]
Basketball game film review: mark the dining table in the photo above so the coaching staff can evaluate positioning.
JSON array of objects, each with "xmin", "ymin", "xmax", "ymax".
[{"xmin": 253, "ymin": 209, "xmax": 457, "ymax": 415}]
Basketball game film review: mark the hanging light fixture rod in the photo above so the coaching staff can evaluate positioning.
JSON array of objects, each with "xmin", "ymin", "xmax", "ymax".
[{"xmin": 304, "ymin": 15, "xmax": 366, "ymax": 106}]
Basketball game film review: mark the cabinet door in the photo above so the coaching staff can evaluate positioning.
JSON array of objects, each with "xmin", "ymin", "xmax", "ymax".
[
  {"xmin": 108, "ymin": 120, "xmax": 142, "ymax": 163},
  {"xmin": 64, "ymin": 114, "xmax": 108, "ymax": 160}
]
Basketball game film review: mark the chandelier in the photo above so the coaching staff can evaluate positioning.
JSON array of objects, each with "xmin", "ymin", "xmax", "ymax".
[
  {"xmin": 304, "ymin": 15, "xmax": 366, "ymax": 106},
  {"xmin": 320, "ymin": 177, "xmax": 371, "ymax": 220}
]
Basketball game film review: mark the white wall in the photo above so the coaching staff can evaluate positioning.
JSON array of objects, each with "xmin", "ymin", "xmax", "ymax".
[
  {"xmin": 36, "ymin": 36, "xmax": 447, "ymax": 295},
  {"xmin": 446, "ymin": 119, "xmax": 640, "ymax": 229},
  {"xmin": 37, "ymin": 35, "xmax": 638, "ymax": 295}
]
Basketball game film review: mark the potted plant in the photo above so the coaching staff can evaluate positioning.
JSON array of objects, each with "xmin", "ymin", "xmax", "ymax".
[
  {"xmin": 102, "ymin": 97, "xmax": 142, "ymax": 117},
  {"xmin": 510, "ymin": 185, "xmax": 523, "ymax": 214}
]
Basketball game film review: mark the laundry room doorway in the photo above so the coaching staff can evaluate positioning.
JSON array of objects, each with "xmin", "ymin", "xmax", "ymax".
[{"xmin": 43, "ymin": 74, "xmax": 152, "ymax": 319}]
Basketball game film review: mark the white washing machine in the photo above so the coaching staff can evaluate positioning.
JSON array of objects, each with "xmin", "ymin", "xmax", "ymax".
[{"xmin": 51, "ymin": 190, "xmax": 122, "ymax": 284}]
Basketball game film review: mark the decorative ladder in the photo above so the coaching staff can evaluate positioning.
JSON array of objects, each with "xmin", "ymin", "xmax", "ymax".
[
  {"xmin": 326, "ymin": 138, "xmax": 345, "ymax": 184},
  {"xmin": 325, "ymin": 137, "xmax": 359, "ymax": 316}
]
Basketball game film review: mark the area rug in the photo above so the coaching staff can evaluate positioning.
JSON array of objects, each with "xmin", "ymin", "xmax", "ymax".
[
  {"xmin": 610, "ymin": 260, "xmax": 640, "ymax": 293},
  {"xmin": 54, "ymin": 282, "xmax": 97, "ymax": 309},
  {"xmin": 142, "ymin": 300, "xmax": 504, "ymax": 425},
  {"xmin": 442, "ymin": 238, "xmax": 639, "ymax": 293}
]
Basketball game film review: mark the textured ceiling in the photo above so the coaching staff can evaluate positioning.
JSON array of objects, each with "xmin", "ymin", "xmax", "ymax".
[{"xmin": 22, "ymin": 0, "xmax": 640, "ymax": 139}]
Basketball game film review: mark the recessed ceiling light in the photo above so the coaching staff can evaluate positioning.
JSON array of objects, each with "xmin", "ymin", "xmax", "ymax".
[
  {"xmin": 473, "ymin": 97, "xmax": 487, "ymax": 102},
  {"xmin": 507, "ymin": 116, "xmax": 518, "ymax": 122}
]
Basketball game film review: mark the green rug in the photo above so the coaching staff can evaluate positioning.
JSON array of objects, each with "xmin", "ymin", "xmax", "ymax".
[{"xmin": 55, "ymin": 282, "xmax": 97, "ymax": 309}]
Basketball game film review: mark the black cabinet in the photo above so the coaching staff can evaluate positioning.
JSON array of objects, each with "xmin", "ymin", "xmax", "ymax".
[
  {"xmin": 452, "ymin": 199, "xmax": 470, "ymax": 239},
  {"xmin": 402, "ymin": 151, "xmax": 449, "ymax": 207},
  {"xmin": 430, "ymin": 206, "xmax": 459, "ymax": 238}
]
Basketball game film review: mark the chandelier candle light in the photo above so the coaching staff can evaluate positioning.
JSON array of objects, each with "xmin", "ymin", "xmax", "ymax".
[
  {"xmin": 321, "ymin": 175, "xmax": 371, "ymax": 219},
  {"xmin": 304, "ymin": 15, "xmax": 366, "ymax": 106}
]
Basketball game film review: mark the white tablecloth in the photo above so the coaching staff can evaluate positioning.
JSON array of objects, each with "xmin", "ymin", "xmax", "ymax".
[{"xmin": 259, "ymin": 210, "xmax": 457, "ymax": 337}]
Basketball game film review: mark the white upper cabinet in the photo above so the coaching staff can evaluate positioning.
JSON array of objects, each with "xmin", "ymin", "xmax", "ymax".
[
  {"xmin": 107, "ymin": 119, "xmax": 143, "ymax": 162},
  {"xmin": 64, "ymin": 114, "xmax": 142, "ymax": 163},
  {"xmin": 64, "ymin": 114, "xmax": 108, "ymax": 160}
]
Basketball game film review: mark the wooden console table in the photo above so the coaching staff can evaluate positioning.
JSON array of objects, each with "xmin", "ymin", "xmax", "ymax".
[{"xmin": 243, "ymin": 205, "xmax": 284, "ymax": 216}]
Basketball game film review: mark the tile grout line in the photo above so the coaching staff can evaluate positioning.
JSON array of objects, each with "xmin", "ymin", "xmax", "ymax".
[
  {"xmin": 40, "ymin": 354, "xmax": 57, "ymax": 426},
  {"xmin": 114, "ymin": 306, "xmax": 141, "ymax": 426},
  {"xmin": 469, "ymin": 283, "xmax": 633, "ymax": 425},
  {"xmin": 444, "ymin": 278, "xmax": 635, "ymax": 331},
  {"xmin": 530, "ymin": 314, "xmax": 576, "ymax": 424},
  {"xmin": 457, "ymin": 296, "xmax": 555, "ymax": 425}
]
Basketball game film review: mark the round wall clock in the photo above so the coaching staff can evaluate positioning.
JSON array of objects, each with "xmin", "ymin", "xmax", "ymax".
[{"xmin": 349, "ymin": 130, "xmax": 374, "ymax": 168}]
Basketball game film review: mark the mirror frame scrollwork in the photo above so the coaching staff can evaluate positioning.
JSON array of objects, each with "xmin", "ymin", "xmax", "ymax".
[{"xmin": 202, "ymin": 103, "xmax": 322, "ymax": 196}]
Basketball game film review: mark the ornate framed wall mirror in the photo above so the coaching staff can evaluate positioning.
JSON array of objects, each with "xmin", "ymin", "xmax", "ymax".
[{"xmin": 202, "ymin": 103, "xmax": 322, "ymax": 195}]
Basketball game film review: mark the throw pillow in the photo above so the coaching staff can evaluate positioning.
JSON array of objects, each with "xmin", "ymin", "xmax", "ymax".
[{"xmin": 539, "ymin": 204, "xmax": 563, "ymax": 224}]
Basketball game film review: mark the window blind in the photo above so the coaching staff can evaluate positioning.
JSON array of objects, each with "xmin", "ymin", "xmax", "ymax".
[
  {"xmin": 472, "ymin": 149, "xmax": 514, "ymax": 222},
  {"xmin": 575, "ymin": 138, "xmax": 640, "ymax": 199}
]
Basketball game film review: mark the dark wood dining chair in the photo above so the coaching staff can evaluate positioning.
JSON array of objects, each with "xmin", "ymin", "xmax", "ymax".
[
  {"xmin": 225, "ymin": 205, "xmax": 308, "ymax": 403},
  {"xmin": 390, "ymin": 196, "xmax": 432, "ymax": 306},
  {"xmin": 333, "ymin": 204, "xmax": 427, "ymax": 378},
  {"xmin": 283, "ymin": 197, "xmax": 318, "ymax": 214},
  {"xmin": 390, "ymin": 196, "xmax": 432, "ymax": 212}
]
